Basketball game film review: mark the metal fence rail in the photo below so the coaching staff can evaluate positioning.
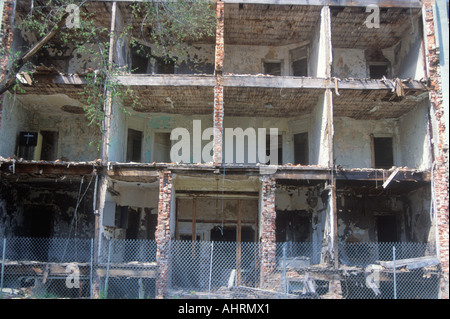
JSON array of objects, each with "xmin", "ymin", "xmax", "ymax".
[{"xmin": 0, "ymin": 237, "xmax": 441, "ymax": 299}]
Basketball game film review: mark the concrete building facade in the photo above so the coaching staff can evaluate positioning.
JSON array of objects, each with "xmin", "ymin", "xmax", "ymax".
[{"xmin": 0, "ymin": 0, "xmax": 448, "ymax": 299}]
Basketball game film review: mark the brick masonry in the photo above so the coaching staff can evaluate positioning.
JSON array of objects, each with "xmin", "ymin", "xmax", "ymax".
[
  {"xmin": 213, "ymin": 1, "xmax": 224, "ymax": 165},
  {"xmin": 423, "ymin": 0, "xmax": 449, "ymax": 299},
  {"xmin": 155, "ymin": 170, "xmax": 173, "ymax": 299},
  {"xmin": 259, "ymin": 176, "xmax": 277, "ymax": 287}
]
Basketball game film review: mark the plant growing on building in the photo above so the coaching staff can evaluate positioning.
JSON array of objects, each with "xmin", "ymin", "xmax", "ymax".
[{"xmin": 0, "ymin": 0, "xmax": 216, "ymax": 149}]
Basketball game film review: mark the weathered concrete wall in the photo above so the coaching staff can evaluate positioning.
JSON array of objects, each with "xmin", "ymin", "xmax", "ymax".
[
  {"xmin": 332, "ymin": 48, "xmax": 367, "ymax": 79},
  {"xmin": 334, "ymin": 101, "xmax": 432, "ymax": 170},
  {"xmin": 333, "ymin": 117, "xmax": 399, "ymax": 168},
  {"xmin": 398, "ymin": 99, "xmax": 432, "ymax": 170},
  {"xmin": 0, "ymin": 93, "xmax": 31, "ymax": 157},
  {"xmin": 224, "ymin": 42, "xmax": 308, "ymax": 75},
  {"xmin": 0, "ymin": 93, "xmax": 100, "ymax": 161},
  {"xmin": 390, "ymin": 17, "xmax": 426, "ymax": 80}
]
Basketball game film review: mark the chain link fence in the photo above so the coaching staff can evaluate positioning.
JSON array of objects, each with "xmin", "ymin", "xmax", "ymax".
[{"xmin": 0, "ymin": 237, "xmax": 441, "ymax": 299}]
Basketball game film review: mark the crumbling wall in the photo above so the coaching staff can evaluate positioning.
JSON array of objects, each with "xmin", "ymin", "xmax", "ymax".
[{"xmin": 0, "ymin": 180, "xmax": 95, "ymax": 239}]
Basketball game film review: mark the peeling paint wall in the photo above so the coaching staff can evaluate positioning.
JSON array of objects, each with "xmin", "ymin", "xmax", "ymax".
[
  {"xmin": 332, "ymin": 49, "xmax": 367, "ymax": 79},
  {"xmin": 390, "ymin": 17, "xmax": 426, "ymax": 80},
  {"xmin": 0, "ymin": 94, "xmax": 31, "ymax": 157},
  {"xmin": 398, "ymin": 99, "xmax": 432, "ymax": 170},
  {"xmin": 224, "ymin": 43, "xmax": 309, "ymax": 75},
  {"xmin": 333, "ymin": 117, "xmax": 399, "ymax": 168},
  {"xmin": 0, "ymin": 93, "xmax": 101, "ymax": 161},
  {"xmin": 334, "ymin": 100, "xmax": 432, "ymax": 170}
]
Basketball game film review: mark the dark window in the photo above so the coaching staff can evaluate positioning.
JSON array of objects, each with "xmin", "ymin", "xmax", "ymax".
[
  {"xmin": 264, "ymin": 62, "xmax": 281, "ymax": 76},
  {"xmin": 266, "ymin": 134, "xmax": 282, "ymax": 165},
  {"xmin": 292, "ymin": 58, "xmax": 308, "ymax": 76},
  {"xmin": 131, "ymin": 44, "xmax": 151, "ymax": 74},
  {"xmin": 369, "ymin": 64, "xmax": 389, "ymax": 79},
  {"xmin": 156, "ymin": 58, "xmax": 176, "ymax": 74},
  {"xmin": 127, "ymin": 129, "xmax": 143, "ymax": 162},
  {"xmin": 294, "ymin": 132, "xmax": 308, "ymax": 165},
  {"xmin": 40, "ymin": 131, "xmax": 59, "ymax": 161},
  {"xmin": 373, "ymin": 137, "xmax": 394, "ymax": 169}
]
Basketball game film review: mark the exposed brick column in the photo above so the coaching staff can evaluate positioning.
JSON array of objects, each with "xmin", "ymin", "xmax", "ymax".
[
  {"xmin": 213, "ymin": 0, "xmax": 224, "ymax": 165},
  {"xmin": 0, "ymin": 0, "xmax": 15, "ymax": 131},
  {"xmin": 155, "ymin": 171, "xmax": 173, "ymax": 299},
  {"xmin": 423, "ymin": 0, "xmax": 449, "ymax": 299},
  {"xmin": 259, "ymin": 176, "xmax": 276, "ymax": 288}
]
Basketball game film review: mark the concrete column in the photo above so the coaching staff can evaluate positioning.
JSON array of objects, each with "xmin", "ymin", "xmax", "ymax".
[
  {"xmin": 259, "ymin": 176, "xmax": 276, "ymax": 288},
  {"xmin": 155, "ymin": 170, "xmax": 173, "ymax": 299}
]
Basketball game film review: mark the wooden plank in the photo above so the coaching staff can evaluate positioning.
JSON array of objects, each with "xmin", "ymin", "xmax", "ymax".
[
  {"xmin": 378, "ymin": 256, "xmax": 440, "ymax": 270},
  {"xmin": 382, "ymin": 167, "xmax": 400, "ymax": 188},
  {"xmin": 96, "ymin": 268, "xmax": 157, "ymax": 278}
]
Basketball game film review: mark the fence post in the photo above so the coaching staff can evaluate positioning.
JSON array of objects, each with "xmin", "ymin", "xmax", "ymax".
[
  {"xmin": 393, "ymin": 245, "xmax": 397, "ymax": 299},
  {"xmin": 208, "ymin": 241, "xmax": 214, "ymax": 298},
  {"xmin": 283, "ymin": 243, "xmax": 287, "ymax": 298},
  {"xmin": 104, "ymin": 239, "xmax": 112, "ymax": 299},
  {"xmin": 90, "ymin": 238, "xmax": 94, "ymax": 299},
  {"xmin": 0, "ymin": 238, "xmax": 6, "ymax": 296}
]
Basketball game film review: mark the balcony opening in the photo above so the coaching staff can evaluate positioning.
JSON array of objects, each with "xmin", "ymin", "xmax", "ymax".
[
  {"xmin": 127, "ymin": 129, "xmax": 143, "ymax": 162},
  {"xmin": 294, "ymin": 132, "xmax": 308, "ymax": 165},
  {"xmin": 372, "ymin": 136, "xmax": 394, "ymax": 169}
]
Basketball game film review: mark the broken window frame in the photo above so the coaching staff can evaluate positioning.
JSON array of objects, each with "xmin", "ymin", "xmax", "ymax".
[{"xmin": 370, "ymin": 134, "xmax": 395, "ymax": 169}]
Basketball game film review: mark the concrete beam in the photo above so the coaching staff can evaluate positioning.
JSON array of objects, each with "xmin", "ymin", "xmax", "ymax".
[{"xmin": 87, "ymin": 0, "xmax": 423, "ymax": 9}]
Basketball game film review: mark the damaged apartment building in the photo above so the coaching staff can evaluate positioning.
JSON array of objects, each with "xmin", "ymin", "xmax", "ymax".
[{"xmin": 0, "ymin": 0, "xmax": 448, "ymax": 299}]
